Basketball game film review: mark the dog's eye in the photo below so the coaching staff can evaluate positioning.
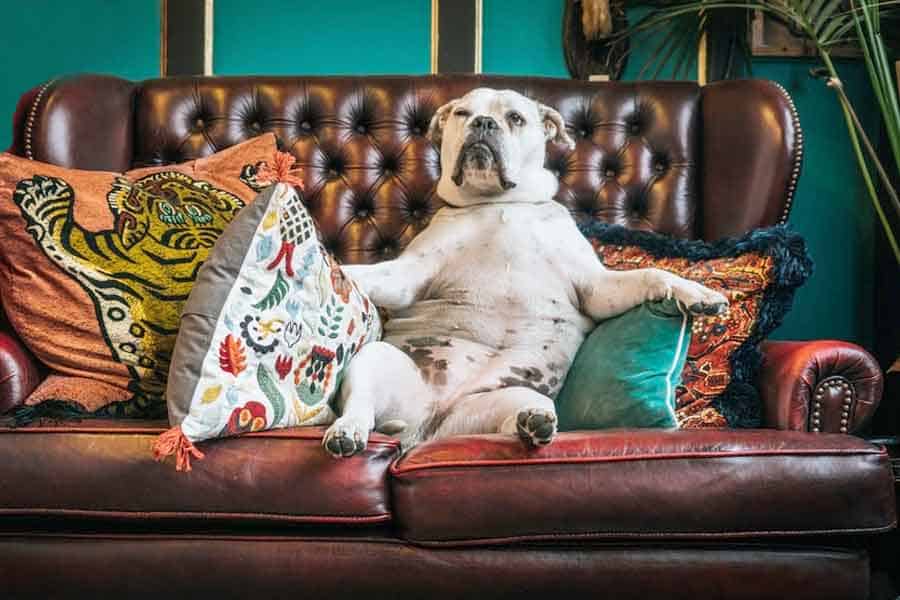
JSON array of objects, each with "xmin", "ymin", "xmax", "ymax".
[
  {"xmin": 507, "ymin": 112, "xmax": 525, "ymax": 127},
  {"xmin": 453, "ymin": 109, "xmax": 471, "ymax": 118}
]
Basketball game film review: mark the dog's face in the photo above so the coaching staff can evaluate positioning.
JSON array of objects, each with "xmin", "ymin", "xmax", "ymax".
[{"xmin": 428, "ymin": 89, "xmax": 575, "ymax": 206}]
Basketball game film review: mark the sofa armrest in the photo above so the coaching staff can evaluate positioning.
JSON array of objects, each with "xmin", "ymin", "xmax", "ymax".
[
  {"xmin": 758, "ymin": 340, "xmax": 883, "ymax": 434},
  {"xmin": 0, "ymin": 331, "xmax": 42, "ymax": 413}
]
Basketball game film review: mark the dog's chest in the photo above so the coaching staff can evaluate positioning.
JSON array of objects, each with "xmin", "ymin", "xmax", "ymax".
[
  {"xmin": 427, "ymin": 205, "xmax": 573, "ymax": 308},
  {"xmin": 382, "ymin": 204, "xmax": 593, "ymax": 351}
]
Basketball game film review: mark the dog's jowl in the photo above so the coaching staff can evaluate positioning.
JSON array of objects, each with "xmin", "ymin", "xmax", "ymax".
[{"xmin": 322, "ymin": 88, "xmax": 727, "ymax": 458}]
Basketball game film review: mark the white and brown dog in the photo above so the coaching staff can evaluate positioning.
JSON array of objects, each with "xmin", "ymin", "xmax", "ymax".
[{"xmin": 323, "ymin": 88, "xmax": 726, "ymax": 457}]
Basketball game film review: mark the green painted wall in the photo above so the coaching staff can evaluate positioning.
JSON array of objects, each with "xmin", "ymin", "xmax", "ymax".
[
  {"xmin": 0, "ymin": 0, "xmax": 160, "ymax": 151},
  {"xmin": 213, "ymin": 0, "xmax": 430, "ymax": 75},
  {"xmin": 753, "ymin": 59, "xmax": 877, "ymax": 345},
  {"xmin": 482, "ymin": 0, "xmax": 876, "ymax": 346},
  {"xmin": 483, "ymin": 2, "xmax": 695, "ymax": 81}
]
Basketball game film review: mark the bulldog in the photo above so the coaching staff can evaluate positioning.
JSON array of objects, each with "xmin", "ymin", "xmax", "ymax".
[{"xmin": 323, "ymin": 88, "xmax": 727, "ymax": 457}]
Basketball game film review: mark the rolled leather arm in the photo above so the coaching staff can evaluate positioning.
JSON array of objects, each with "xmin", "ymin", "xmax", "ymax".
[
  {"xmin": 0, "ymin": 331, "xmax": 42, "ymax": 414},
  {"xmin": 758, "ymin": 340, "xmax": 883, "ymax": 434}
]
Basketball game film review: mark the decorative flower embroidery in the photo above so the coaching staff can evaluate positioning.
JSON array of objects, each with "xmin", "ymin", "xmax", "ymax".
[
  {"xmin": 170, "ymin": 184, "xmax": 381, "ymax": 458},
  {"xmin": 240, "ymin": 315, "xmax": 281, "ymax": 354},
  {"xmin": 221, "ymin": 400, "xmax": 268, "ymax": 436},
  {"xmin": 296, "ymin": 345, "xmax": 337, "ymax": 395}
]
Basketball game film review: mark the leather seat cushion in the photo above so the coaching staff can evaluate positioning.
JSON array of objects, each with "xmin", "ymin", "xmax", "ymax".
[
  {"xmin": 0, "ymin": 420, "xmax": 399, "ymax": 526},
  {"xmin": 390, "ymin": 429, "xmax": 897, "ymax": 545}
]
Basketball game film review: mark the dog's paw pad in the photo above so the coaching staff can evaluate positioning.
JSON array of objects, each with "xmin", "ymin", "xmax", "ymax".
[
  {"xmin": 689, "ymin": 301, "xmax": 727, "ymax": 316},
  {"xmin": 323, "ymin": 419, "xmax": 368, "ymax": 458},
  {"xmin": 516, "ymin": 408, "xmax": 557, "ymax": 447}
]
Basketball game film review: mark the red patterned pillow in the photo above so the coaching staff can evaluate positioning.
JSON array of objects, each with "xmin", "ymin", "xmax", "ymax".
[{"xmin": 582, "ymin": 223, "xmax": 813, "ymax": 428}]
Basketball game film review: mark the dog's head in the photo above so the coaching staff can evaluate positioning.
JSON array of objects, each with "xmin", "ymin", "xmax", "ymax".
[{"xmin": 427, "ymin": 88, "xmax": 575, "ymax": 207}]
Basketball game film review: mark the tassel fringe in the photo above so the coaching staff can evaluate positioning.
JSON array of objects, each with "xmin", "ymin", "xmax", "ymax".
[
  {"xmin": 153, "ymin": 426, "xmax": 205, "ymax": 472},
  {"xmin": 256, "ymin": 151, "xmax": 305, "ymax": 189}
]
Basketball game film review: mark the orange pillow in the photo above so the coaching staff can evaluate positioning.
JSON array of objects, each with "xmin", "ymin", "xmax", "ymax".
[
  {"xmin": 583, "ymin": 223, "xmax": 813, "ymax": 428},
  {"xmin": 0, "ymin": 134, "xmax": 278, "ymax": 419}
]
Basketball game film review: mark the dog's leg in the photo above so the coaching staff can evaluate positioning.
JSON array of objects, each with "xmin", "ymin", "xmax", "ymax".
[
  {"xmin": 323, "ymin": 341, "xmax": 430, "ymax": 458},
  {"xmin": 578, "ymin": 268, "xmax": 728, "ymax": 321},
  {"xmin": 433, "ymin": 387, "xmax": 557, "ymax": 447},
  {"xmin": 561, "ymin": 223, "xmax": 727, "ymax": 321},
  {"xmin": 341, "ymin": 261, "xmax": 424, "ymax": 311}
]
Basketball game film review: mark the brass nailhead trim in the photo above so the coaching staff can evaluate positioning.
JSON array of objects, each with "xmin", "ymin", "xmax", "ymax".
[
  {"xmin": 771, "ymin": 82, "xmax": 803, "ymax": 225},
  {"xmin": 24, "ymin": 79, "xmax": 55, "ymax": 161},
  {"xmin": 810, "ymin": 376, "xmax": 855, "ymax": 434}
]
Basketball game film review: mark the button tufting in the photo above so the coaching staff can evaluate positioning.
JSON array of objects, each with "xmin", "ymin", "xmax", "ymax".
[
  {"xmin": 355, "ymin": 124, "xmax": 367, "ymax": 134},
  {"xmin": 193, "ymin": 117, "xmax": 205, "ymax": 131},
  {"xmin": 381, "ymin": 156, "xmax": 399, "ymax": 174},
  {"xmin": 654, "ymin": 162, "xmax": 666, "ymax": 173},
  {"xmin": 629, "ymin": 195, "xmax": 648, "ymax": 217},
  {"xmin": 300, "ymin": 121, "xmax": 312, "ymax": 131},
  {"xmin": 604, "ymin": 169, "xmax": 617, "ymax": 178},
  {"xmin": 249, "ymin": 121, "xmax": 262, "ymax": 131}
]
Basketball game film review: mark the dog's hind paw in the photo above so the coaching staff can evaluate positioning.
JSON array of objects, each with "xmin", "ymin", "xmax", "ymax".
[
  {"xmin": 323, "ymin": 417, "xmax": 370, "ymax": 458},
  {"xmin": 516, "ymin": 408, "xmax": 557, "ymax": 447}
]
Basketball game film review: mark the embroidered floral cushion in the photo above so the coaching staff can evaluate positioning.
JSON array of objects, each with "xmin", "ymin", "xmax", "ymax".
[
  {"xmin": 580, "ymin": 223, "xmax": 813, "ymax": 428},
  {"xmin": 156, "ymin": 181, "xmax": 381, "ymax": 471},
  {"xmin": 0, "ymin": 134, "xmax": 278, "ymax": 420}
]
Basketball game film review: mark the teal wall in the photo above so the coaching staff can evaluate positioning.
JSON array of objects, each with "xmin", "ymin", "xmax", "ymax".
[
  {"xmin": 482, "ymin": 0, "xmax": 876, "ymax": 346},
  {"xmin": 213, "ymin": 0, "xmax": 430, "ymax": 75},
  {"xmin": 752, "ymin": 59, "xmax": 877, "ymax": 344},
  {"xmin": 0, "ymin": 0, "xmax": 160, "ymax": 151}
]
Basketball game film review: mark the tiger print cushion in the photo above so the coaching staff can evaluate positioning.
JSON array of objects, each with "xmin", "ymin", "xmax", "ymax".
[{"xmin": 0, "ymin": 134, "xmax": 278, "ymax": 418}]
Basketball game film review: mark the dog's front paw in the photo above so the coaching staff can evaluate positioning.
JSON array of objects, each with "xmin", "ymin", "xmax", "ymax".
[
  {"xmin": 675, "ymin": 282, "xmax": 728, "ymax": 317},
  {"xmin": 652, "ymin": 272, "xmax": 728, "ymax": 316},
  {"xmin": 323, "ymin": 417, "xmax": 370, "ymax": 458},
  {"xmin": 516, "ymin": 408, "xmax": 557, "ymax": 447}
]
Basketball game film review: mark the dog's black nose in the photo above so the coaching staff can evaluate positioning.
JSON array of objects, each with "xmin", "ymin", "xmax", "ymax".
[{"xmin": 471, "ymin": 115, "xmax": 499, "ymax": 135}]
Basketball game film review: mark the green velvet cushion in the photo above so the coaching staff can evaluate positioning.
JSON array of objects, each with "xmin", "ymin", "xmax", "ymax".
[{"xmin": 556, "ymin": 299, "xmax": 691, "ymax": 430}]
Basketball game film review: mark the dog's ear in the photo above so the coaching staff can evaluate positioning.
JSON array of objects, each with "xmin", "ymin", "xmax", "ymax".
[
  {"xmin": 538, "ymin": 103, "xmax": 575, "ymax": 151},
  {"xmin": 426, "ymin": 100, "xmax": 458, "ymax": 149}
]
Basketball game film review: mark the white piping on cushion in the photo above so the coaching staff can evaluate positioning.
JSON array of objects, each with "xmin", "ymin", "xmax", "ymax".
[{"xmin": 664, "ymin": 302, "xmax": 689, "ymax": 424}]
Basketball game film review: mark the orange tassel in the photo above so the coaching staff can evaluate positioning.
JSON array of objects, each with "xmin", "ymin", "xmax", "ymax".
[
  {"xmin": 256, "ymin": 151, "xmax": 305, "ymax": 189},
  {"xmin": 152, "ymin": 426, "xmax": 205, "ymax": 472}
]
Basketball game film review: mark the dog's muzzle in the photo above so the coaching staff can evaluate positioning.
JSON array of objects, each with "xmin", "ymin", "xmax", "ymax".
[{"xmin": 451, "ymin": 131, "xmax": 516, "ymax": 190}]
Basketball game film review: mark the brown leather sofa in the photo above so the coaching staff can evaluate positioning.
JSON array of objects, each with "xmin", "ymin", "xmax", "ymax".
[{"xmin": 0, "ymin": 74, "xmax": 895, "ymax": 599}]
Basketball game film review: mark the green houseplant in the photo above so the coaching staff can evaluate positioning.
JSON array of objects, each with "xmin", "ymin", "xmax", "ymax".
[{"xmin": 621, "ymin": 0, "xmax": 900, "ymax": 265}]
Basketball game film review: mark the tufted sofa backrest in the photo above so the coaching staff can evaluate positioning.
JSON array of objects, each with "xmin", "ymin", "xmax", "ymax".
[{"xmin": 10, "ymin": 74, "xmax": 802, "ymax": 263}]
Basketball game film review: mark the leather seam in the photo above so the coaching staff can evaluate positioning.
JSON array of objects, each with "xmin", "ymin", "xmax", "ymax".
[
  {"xmin": 0, "ymin": 427, "xmax": 401, "ymax": 448},
  {"xmin": 0, "ymin": 508, "xmax": 392, "ymax": 524},
  {"xmin": 0, "ymin": 532, "xmax": 405, "ymax": 544},
  {"xmin": 24, "ymin": 79, "xmax": 55, "ymax": 160},
  {"xmin": 392, "ymin": 447, "xmax": 888, "ymax": 475},
  {"xmin": 402, "ymin": 521, "xmax": 899, "ymax": 547}
]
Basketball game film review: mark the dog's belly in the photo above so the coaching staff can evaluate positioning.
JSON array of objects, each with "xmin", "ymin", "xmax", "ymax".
[{"xmin": 383, "ymin": 226, "xmax": 594, "ymax": 408}]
